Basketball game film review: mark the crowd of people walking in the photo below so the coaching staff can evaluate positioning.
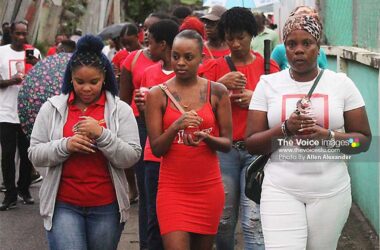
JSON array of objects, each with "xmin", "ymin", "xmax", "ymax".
[{"xmin": 0, "ymin": 4, "xmax": 372, "ymax": 250}]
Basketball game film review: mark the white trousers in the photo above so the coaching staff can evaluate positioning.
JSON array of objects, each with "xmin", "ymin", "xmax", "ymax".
[{"xmin": 260, "ymin": 177, "xmax": 351, "ymax": 250}]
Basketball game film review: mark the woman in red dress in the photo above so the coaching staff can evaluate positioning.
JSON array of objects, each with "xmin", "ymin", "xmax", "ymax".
[{"xmin": 145, "ymin": 30, "xmax": 232, "ymax": 250}]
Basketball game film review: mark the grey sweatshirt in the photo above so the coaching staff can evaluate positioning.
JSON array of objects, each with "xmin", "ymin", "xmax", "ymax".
[{"xmin": 28, "ymin": 91, "xmax": 141, "ymax": 230}]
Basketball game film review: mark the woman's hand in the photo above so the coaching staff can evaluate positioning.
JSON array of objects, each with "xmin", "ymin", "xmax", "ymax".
[
  {"xmin": 173, "ymin": 110, "xmax": 203, "ymax": 131},
  {"xmin": 73, "ymin": 116, "xmax": 103, "ymax": 139},
  {"xmin": 135, "ymin": 88, "xmax": 148, "ymax": 112},
  {"xmin": 183, "ymin": 130, "xmax": 210, "ymax": 146},
  {"xmin": 217, "ymin": 72, "xmax": 247, "ymax": 90},
  {"xmin": 67, "ymin": 134, "xmax": 96, "ymax": 154},
  {"xmin": 286, "ymin": 112, "xmax": 316, "ymax": 135},
  {"xmin": 297, "ymin": 124, "xmax": 330, "ymax": 140},
  {"xmin": 230, "ymin": 89, "xmax": 253, "ymax": 108}
]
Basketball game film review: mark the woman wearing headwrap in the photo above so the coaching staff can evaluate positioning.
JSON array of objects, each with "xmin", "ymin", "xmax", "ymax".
[
  {"xmin": 245, "ymin": 13, "xmax": 371, "ymax": 249},
  {"xmin": 271, "ymin": 6, "xmax": 328, "ymax": 70},
  {"xmin": 28, "ymin": 35, "xmax": 141, "ymax": 250}
]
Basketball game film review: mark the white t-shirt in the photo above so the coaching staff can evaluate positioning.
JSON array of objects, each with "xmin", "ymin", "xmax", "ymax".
[
  {"xmin": 249, "ymin": 69, "xmax": 365, "ymax": 197},
  {"xmin": 0, "ymin": 44, "xmax": 41, "ymax": 123}
]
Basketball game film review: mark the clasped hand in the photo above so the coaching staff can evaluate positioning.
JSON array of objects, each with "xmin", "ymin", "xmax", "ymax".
[
  {"xmin": 67, "ymin": 116, "xmax": 103, "ymax": 154},
  {"xmin": 174, "ymin": 110, "xmax": 210, "ymax": 146},
  {"xmin": 286, "ymin": 112, "xmax": 328, "ymax": 140},
  {"xmin": 218, "ymin": 71, "xmax": 246, "ymax": 91},
  {"xmin": 230, "ymin": 89, "xmax": 253, "ymax": 108}
]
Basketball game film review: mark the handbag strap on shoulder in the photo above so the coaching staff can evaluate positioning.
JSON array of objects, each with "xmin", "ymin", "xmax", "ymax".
[
  {"xmin": 225, "ymin": 56, "xmax": 237, "ymax": 72},
  {"xmin": 159, "ymin": 84, "xmax": 186, "ymax": 114},
  {"xmin": 307, "ymin": 69, "xmax": 324, "ymax": 98}
]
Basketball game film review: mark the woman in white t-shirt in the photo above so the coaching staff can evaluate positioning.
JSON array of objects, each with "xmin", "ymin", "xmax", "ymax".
[{"xmin": 245, "ymin": 14, "xmax": 372, "ymax": 250}]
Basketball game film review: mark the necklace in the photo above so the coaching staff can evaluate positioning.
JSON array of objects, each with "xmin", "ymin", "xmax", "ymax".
[{"xmin": 289, "ymin": 68, "xmax": 320, "ymax": 82}]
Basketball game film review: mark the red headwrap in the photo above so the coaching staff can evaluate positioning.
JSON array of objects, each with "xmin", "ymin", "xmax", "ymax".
[{"xmin": 179, "ymin": 16, "xmax": 205, "ymax": 39}]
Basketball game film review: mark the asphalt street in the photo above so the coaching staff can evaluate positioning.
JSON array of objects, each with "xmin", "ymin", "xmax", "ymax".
[{"xmin": 0, "ymin": 170, "xmax": 378, "ymax": 250}]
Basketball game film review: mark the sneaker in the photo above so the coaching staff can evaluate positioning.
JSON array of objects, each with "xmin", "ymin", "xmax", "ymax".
[
  {"xmin": 0, "ymin": 195, "xmax": 17, "ymax": 211},
  {"xmin": 0, "ymin": 182, "xmax": 6, "ymax": 192},
  {"xmin": 31, "ymin": 171, "xmax": 43, "ymax": 185},
  {"xmin": 18, "ymin": 190, "xmax": 34, "ymax": 205}
]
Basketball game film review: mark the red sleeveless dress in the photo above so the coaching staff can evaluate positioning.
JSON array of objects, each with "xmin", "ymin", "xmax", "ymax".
[{"xmin": 157, "ymin": 81, "xmax": 225, "ymax": 235}]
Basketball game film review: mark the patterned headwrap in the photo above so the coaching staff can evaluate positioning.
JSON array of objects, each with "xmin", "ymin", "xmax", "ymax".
[{"xmin": 282, "ymin": 14, "xmax": 322, "ymax": 43}]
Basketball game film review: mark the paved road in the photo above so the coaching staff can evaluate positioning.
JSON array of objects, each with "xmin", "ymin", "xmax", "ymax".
[{"xmin": 0, "ymin": 174, "xmax": 378, "ymax": 249}]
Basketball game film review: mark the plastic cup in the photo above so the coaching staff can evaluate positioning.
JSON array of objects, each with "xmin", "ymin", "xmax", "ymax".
[{"xmin": 140, "ymin": 87, "xmax": 149, "ymax": 99}]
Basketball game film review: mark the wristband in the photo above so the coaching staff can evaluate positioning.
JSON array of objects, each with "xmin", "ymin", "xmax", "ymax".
[
  {"xmin": 281, "ymin": 121, "xmax": 289, "ymax": 138},
  {"xmin": 284, "ymin": 120, "xmax": 292, "ymax": 136},
  {"xmin": 328, "ymin": 129, "xmax": 335, "ymax": 140}
]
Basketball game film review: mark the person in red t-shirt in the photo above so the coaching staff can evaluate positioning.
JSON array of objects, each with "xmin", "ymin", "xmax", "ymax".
[
  {"xmin": 201, "ymin": 8, "xmax": 279, "ymax": 250},
  {"xmin": 28, "ymin": 35, "xmax": 141, "ymax": 250},
  {"xmin": 145, "ymin": 29, "xmax": 232, "ymax": 250},
  {"xmin": 138, "ymin": 19, "xmax": 179, "ymax": 250},
  {"xmin": 118, "ymin": 12, "xmax": 169, "ymax": 250}
]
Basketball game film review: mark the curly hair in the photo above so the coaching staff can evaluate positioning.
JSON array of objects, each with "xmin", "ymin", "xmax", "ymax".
[
  {"xmin": 62, "ymin": 35, "xmax": 118, "ymax": 96},
  {"xmin": 218, "ymin": 7, "xmax": 258, "ymax": 40}
]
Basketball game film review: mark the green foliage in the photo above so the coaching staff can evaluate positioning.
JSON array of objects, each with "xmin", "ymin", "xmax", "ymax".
[
  {"xmin": 124, "ymin": 0, "xmax": 170, "ymax": 23},
  {"xmin": 60, "ymin": 0, "xmax": 87, "ymax": 35},
  {"xmin": 34, "ymin": 40, "xmax": 50, "ymax": 57}
]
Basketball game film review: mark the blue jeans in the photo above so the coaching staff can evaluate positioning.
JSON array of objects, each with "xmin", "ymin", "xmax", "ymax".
[
  {"xmin": 47, "ymin": 201, "xmax": 124, "ymax": 250},
  {"xmin": 144, "ymin": 161, "xmax": 164, "ymax": 250},
  {"xmin": 216, "ymin": 148, "xmax": 264, "ymax": 250},
  {"xmin": 136, "ymin": 117, "xmax": 148, "ymax": 249}
]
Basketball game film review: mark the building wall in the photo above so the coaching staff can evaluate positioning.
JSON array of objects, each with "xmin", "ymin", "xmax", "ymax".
[
  {"xmin": 345, "ymin": 62, "xmax": 379, "ymax": 234},
  {"xmin": 321, "ymin": 0, "xmax": 379, "ymax": 234},
  {"xmin": 322, "ymin": 0, "xmax": 380, "ymax": 52},
  {"xmin": 323, "ymin": 46, "xmax": 380, "ymax": 234}
]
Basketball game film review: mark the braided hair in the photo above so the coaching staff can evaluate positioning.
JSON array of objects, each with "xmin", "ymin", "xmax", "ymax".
[{"xmin": 62, "ymin": 35, "xmax": 118, "ymax": 96}]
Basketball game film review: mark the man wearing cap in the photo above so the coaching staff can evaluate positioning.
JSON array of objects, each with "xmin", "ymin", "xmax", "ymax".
[{"xmin": 200, "ymin": 5, "xmax": 230, "ymax": 62}]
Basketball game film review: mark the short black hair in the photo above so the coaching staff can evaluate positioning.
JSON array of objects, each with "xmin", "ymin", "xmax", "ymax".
[
  {"xmin": 10, "ymin": 20, "xmax": 28, "ymax": 33},
  {"xmin": 218, "ymin": 7, "xmax": 258, "ymax": 40},
  {"xmin": 120, "ymin": 23, "xmax": 139, "ymax": 37},
  {"xmin": 58, "ymin": 40, "xmax": 76, "ymax": 53},
  {"xmin": 172, "ymin": 6, "xmax": 192, "ymax": 19},
  {"xmin": 149, "ymin": 20, "xmax": 179, "ymax": 48},
  {"xmin": 174, "ymin": 29, "xmax": 203, "ymax": 54}
]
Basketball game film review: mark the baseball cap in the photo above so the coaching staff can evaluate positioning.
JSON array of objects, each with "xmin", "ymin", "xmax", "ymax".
[{"xmin": 201, "ymin": 5, "xmax": 227, "ymax": 22}]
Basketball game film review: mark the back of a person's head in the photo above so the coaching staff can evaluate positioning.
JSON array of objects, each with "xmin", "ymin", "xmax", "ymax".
[
  {"xmin": 74, "ymin": 28, "xmax": 83, "ymax": 36},
  {"xmin": 179, "ymin": 16, "xmax": 205, "ymax": 39},
  {"xmin": 218, "ymin": 7, "xmax": 257, "ymax": 40},
  {"xmin": 2, "ymin": 22, "xmax": 9, "ymax": 29},
  {"xmin": 172, "ymin": 6, "xmax": 192, "ymax": 20},
  {"xmin": 150, "ymin": 12, "xmax": 171, "ymax": 21},
  {"xmin": 120, "ymin": 23, "xmax": 139, "ymax": 37},
  {"xmin": 62, "ymin": 35, "xmax": 118, "ymax": 96},
  {"xmin": 253, "ymin": 12, "xmax": 266, "ymax": 28},
  {"xmin": 149, "ymin": 19, "xmax": 179, "ymax": 48},
  {"xmin": 58, "ymin": 40, "xmax": 76, "ymax": 53}
]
